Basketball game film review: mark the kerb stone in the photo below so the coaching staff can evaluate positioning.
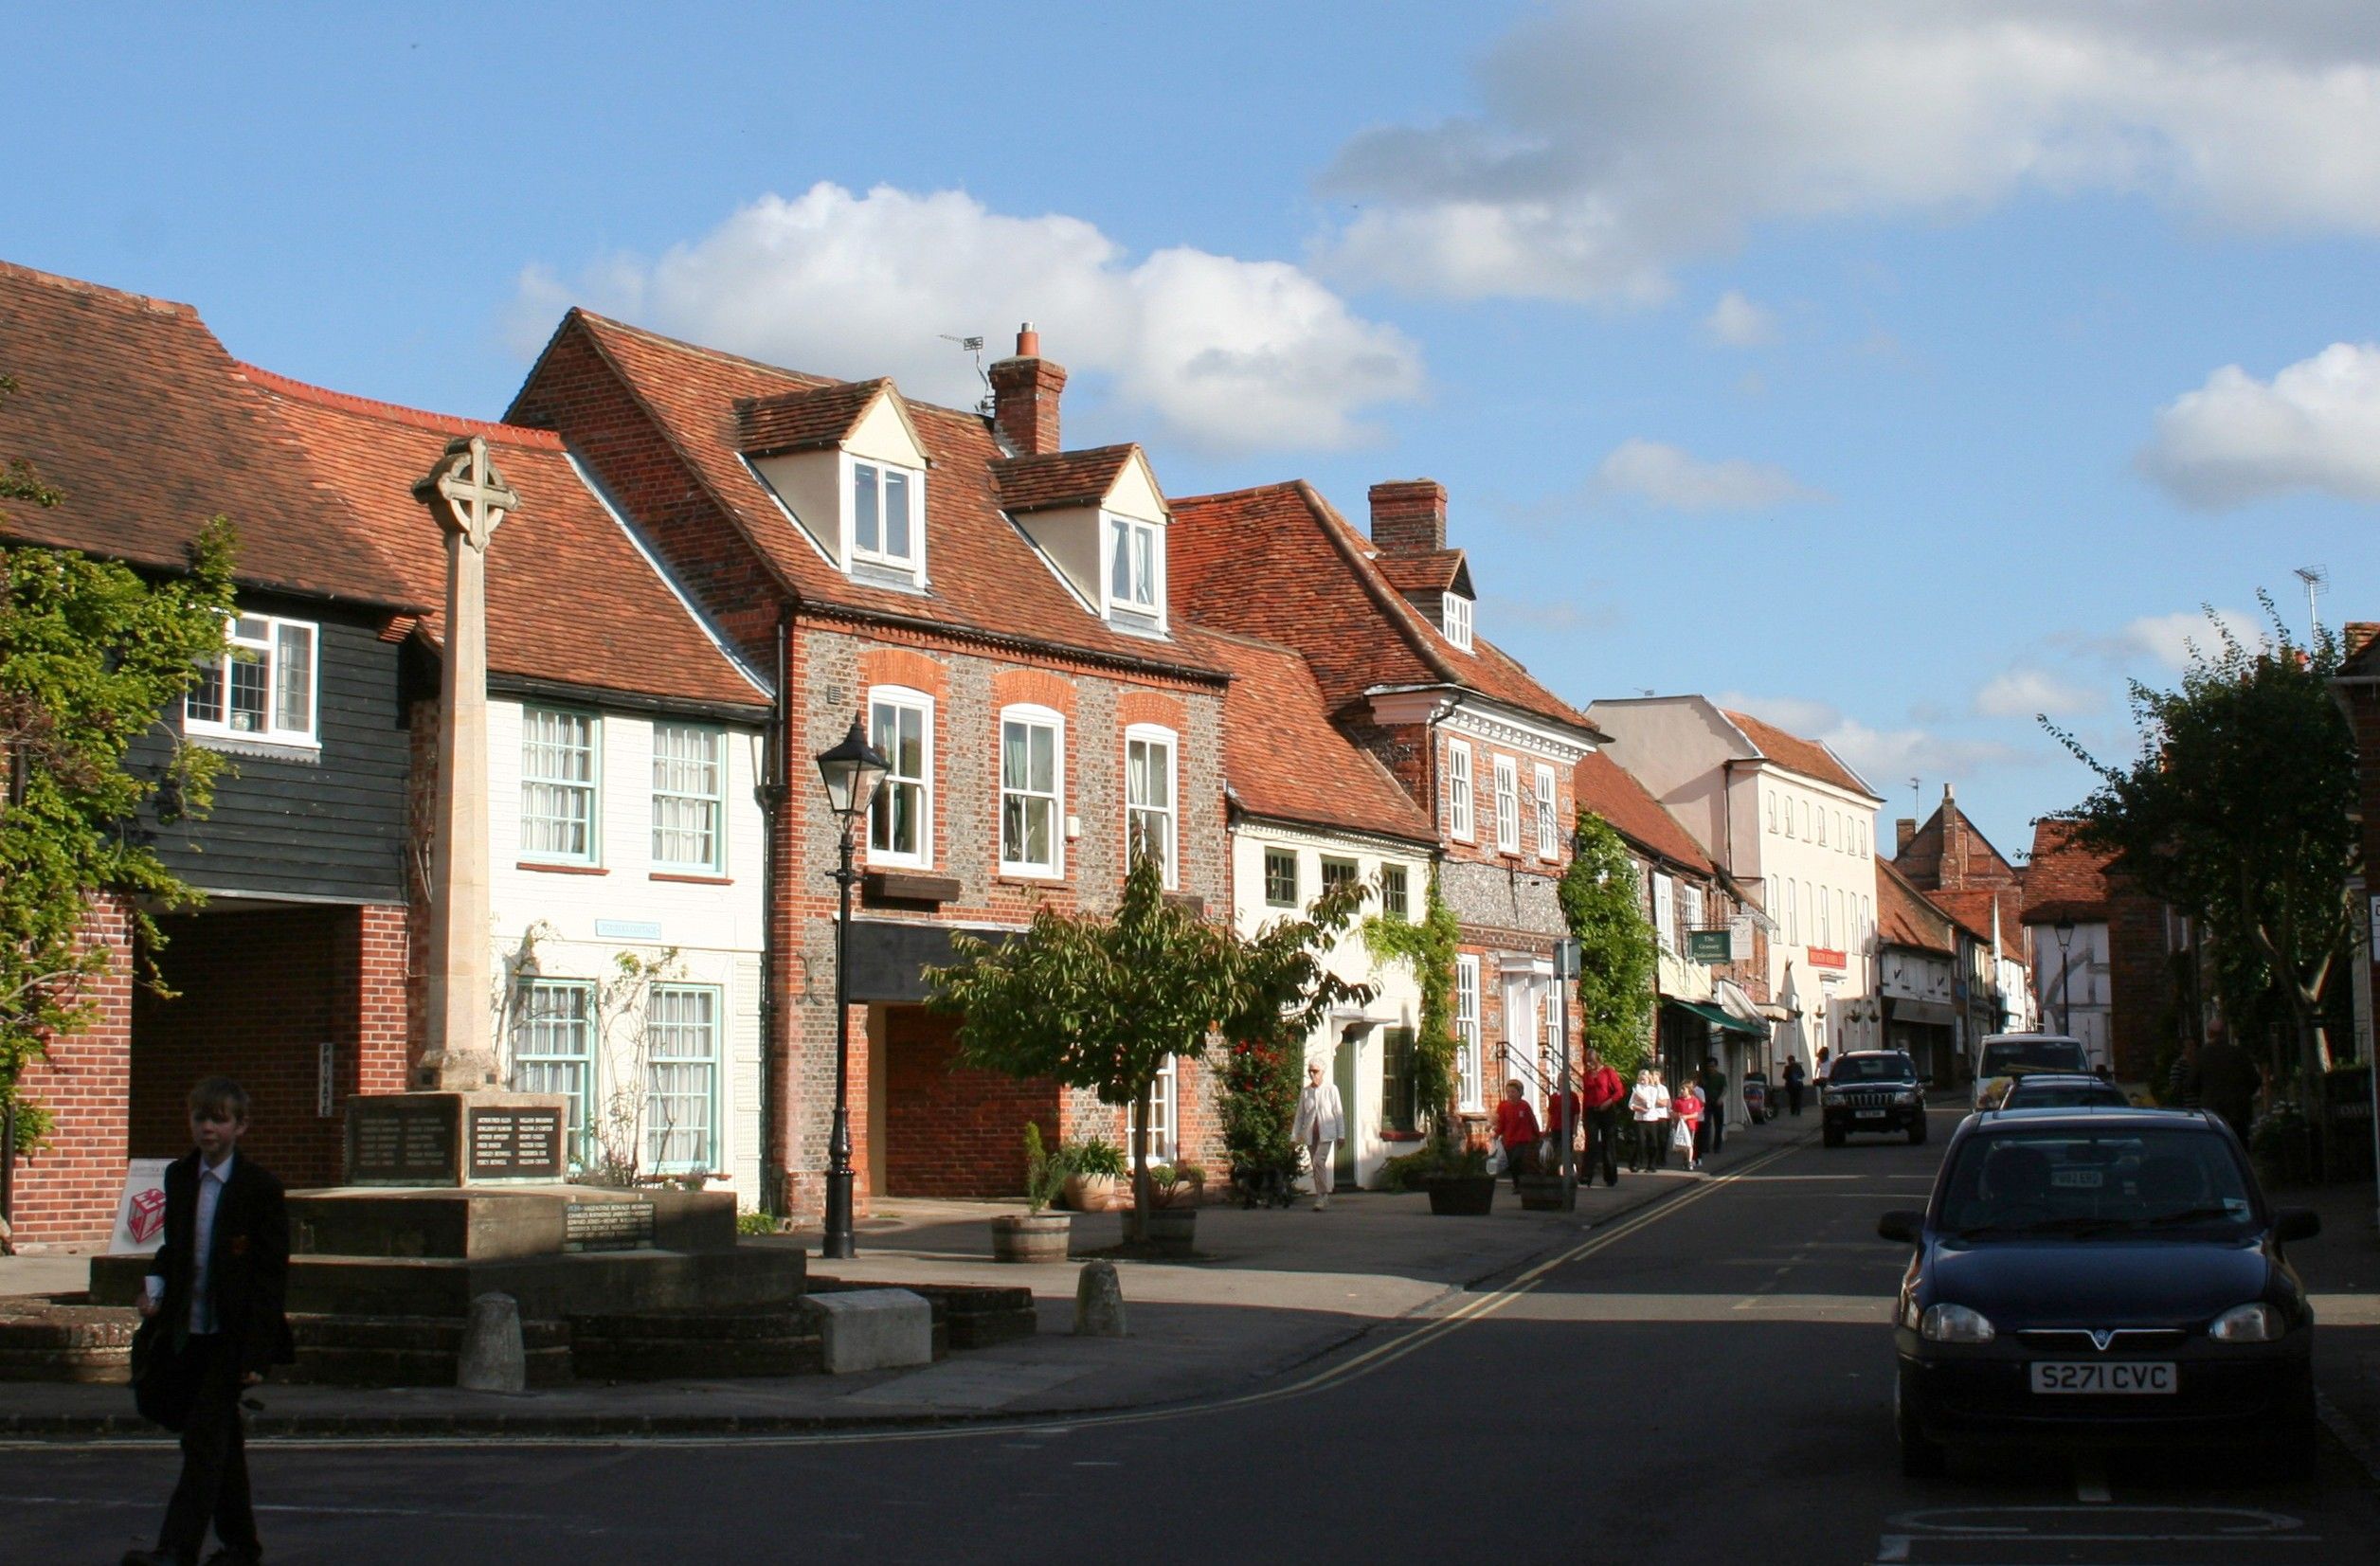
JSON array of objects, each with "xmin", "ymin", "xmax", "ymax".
[
  {"xmin": 809, "ymin": 1288, "xmax": 932, "ymax": 1374},
  {"xmin": 456, "ymin": 1291, "xmax": 526, "ymax": 1393}
]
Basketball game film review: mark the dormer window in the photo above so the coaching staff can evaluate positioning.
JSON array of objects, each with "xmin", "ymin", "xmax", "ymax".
[
  {"xmin": 1106, "ymin": 513, "xmax": 1162, "ymax": 627},
  {"xmin": 851, "ymin": 459, "xmax": 918, "ymax": 567},
  {"xmin": 1442, "ymin": 592, "xmax": 1473, "ymax": 651}
]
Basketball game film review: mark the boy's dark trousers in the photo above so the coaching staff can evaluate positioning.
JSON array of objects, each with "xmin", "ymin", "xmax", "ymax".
[{"xmin": 157, "ymin": 1335, "xmax": 260, "ymax": 1562}]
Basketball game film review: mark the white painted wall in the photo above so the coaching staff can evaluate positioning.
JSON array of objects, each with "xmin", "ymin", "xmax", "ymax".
[
  {"xmin": 486, "ymin": 696, "xmax": 769, "ymax": 1208},
  {"xmin": 1229, "ymin": 820, "xmax": 1431, "ymax": 1189},
  {"xmin": 2029, "ymin": 919, "xmax": 2110, "ymax": 1067}
]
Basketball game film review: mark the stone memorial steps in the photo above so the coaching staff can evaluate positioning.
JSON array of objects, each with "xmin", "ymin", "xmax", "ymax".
[
  {"xmin": 282, "ymin": 1311, "xmax": 573, "ymax": 1388},
  {"xmin": 0, "ymin": 1299, "xmax": 136, "ymax": 1383}
]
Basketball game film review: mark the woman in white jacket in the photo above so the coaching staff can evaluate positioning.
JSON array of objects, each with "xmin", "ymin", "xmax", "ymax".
[
  {"xmin": 1628, "ymin": 1067, "xmax": 1671, "ymax": 1172},
  {"xmin": 1292, "ymin": 1061, "xmax": 1346, "ymax": 1210}
]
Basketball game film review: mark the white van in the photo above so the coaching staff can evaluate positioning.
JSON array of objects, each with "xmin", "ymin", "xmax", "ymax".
[{"xmin": 1972, "ymin": 1033, "xmax": 2099, "ymax": 1110}]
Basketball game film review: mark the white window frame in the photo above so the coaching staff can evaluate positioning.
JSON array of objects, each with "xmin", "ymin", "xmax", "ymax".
[
  {"xmin": 1784, "ymin": 879, "xmax": 1798, "ymax": 946},
  {"xmin": 642, "ymin": 982, "xmax": 721, "ymax": 1175},
  {"xmin": 997, "ymin": 704, "xmax": 1064, "ymax": 879},
  {"xmin": 1533, "ymin": 764, "xmax": 1559, "ymax": 862},
  {"xmin": 1653, "ymin": 872, "xmax": 1678, "ymax": 953},
  {"xmin": 1125, "ymin": 723, "xmax": 1178, "ymax": 888},
  {"xmin": 512, "ymin": 979, "xmax": 595, "ymax": 1170},
  {"xmin": 1493, "ymin": 754, "xmax": 1520, "ymax": 855},
  {"xmin": 1442, "ymin": 592, "xmax": 1473, "ymax": 651},
  {"xmin": 1102, "ymin": 513, "xmax": 1165, "ymax": 628},
  {"xmin": 184, "ymin": 611, "xmax": 320, "ymax": 748},
  {"xmin": 1145, "ymin": 1054, "xmax": 1178, "ymax": 1162},
  {"xmin": 867, "ymin": 686, "xmax": 934, "ymax": 869},
  {"xmin": 1447, "ymin": 740, "xmax": 1474, "ymax": 842},
  {"xmin": 1679, "ymin": 881, "xmax": 1705, "ymax": 933},
  {"xmin": 1766, "ymin": 790, "xmax": 1777, "ymax": 833},
  {"xmin": 1782, "ymin": 794, "xmax": 1795, "ymax": 837},
  {"xmin": 519, "ymin": 706, "xmax": 602, "ymax": 865},
  {"xmin": 650, "ymin": 721, "xmax": 726, "ymax": 873},
  {"xmin": 1454, "ymin": 956, "xmax": 1484, "ymax": 1110},
  {"xmin": 1816, "ymin": 809, "xmax": 1828, "ymax": 848},
  {"xmin": 846, "ymin": 455, "xmax": 924, "ymax": 574}
]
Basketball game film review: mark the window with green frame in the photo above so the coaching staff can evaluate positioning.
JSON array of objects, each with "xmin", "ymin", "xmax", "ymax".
[
  {"xmin": 643, "ymin": 984, "xmax": 721, "ymax": 1173},
  {"xmin": 512, "ymin": 980, "xmax": 595, "ymax": 1168},
  {"xmin": 1263, "ymin": 847, "xmax": 1298, "ymax": 908},
  {"xmin": 1379, "ymin": 1026, "xmax": 1418, "ymax": 1133},
  {"xmin": 1380, "ymin": 863, "xmax": 1410, "ymax": 921},
  {"xmin": 1320, "ymin": 856, "xmax": 1359, "ymax": 896}
]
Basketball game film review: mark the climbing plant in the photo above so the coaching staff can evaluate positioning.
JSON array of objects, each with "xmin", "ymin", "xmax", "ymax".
[
  {"xmin": 1361, "ymin": 870, "xmax": 1463, "ymax": 1137},
  {"xmin": 1560, "ymin": 811, "xmax": 1658, "ymax": 1075}
]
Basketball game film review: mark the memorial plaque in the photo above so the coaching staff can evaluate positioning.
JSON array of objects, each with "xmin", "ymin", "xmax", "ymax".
[
  {"xmin": 466, "ymin": 1106, "xmax": 566, "ymax": 1180},
  {"xmin": 349, "ymin": 1103, "xmax": 456, "ymax": 1183},
  {"xmin": 564, "ymin": 1200, "xmax": 656, "ymax": 1252}
]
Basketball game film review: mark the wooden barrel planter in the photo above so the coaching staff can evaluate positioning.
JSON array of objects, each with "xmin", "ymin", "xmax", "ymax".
[
  {"xmin": 1420, "ymin": 1175, "xmax": 1497, "ymax": 1215},
  {"xmin": 1517, "ymin": 1174, "xmax": 1571, "ymax": 1212},
  {"xmin": 989, "ymin": 1212, "xmax": 1073, "ymax": 1263},
  {"xmin": 1142, "ymin": 1207, "xmax": 1197, "ymax": 1255}
]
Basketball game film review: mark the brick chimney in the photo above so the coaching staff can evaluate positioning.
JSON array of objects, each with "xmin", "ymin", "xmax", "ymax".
[
  {"xmin": 1895, "ymin": 818, "xmax": 1916, "ymax": 855},
  {"xmin": 2347, "ymin": 621, "xmax": 2380, "ymax": 659},
  {"xmin": 1369, "ymin": 478, "xmax": 1447, "ymax": 554},
  {"xmin": 988, "ymin": 321, "xmax": 1066, "ymax": 457},
  {"xmin": 1941, "ymin": 783, "xmax": 1966, "ymax": 889}
]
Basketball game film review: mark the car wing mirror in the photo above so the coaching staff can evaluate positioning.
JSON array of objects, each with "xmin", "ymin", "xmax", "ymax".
[
  {"xmin": 1877, "ymin": 1209, "xmax": 1924, "ymax": 1246},
  {"xmin": 2273, "ymin": 1207, "xmax": 2320, "ymax": 1245}
]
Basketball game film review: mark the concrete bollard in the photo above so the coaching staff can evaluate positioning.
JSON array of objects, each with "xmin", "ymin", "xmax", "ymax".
[
  {"xmin": 457, "ymin": 1291, "xmax": 527, "ymax": 1393},
  {"xmin": 1073, "ymin": 1258, "xmax": 1127, "ymax": 1337},
  {"xmin": 810, "ymin": 1288, "xmax": 934, "ymax": 1373}
]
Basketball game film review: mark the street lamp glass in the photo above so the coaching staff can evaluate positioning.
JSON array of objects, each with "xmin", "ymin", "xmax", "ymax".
[
  {"xmin": 815, "ymin": 719, "xmax": 891, "ymax": 824},
  {"xmin": 2054, "ymin": 917, "xmax": 2075, "ymax": 948}
]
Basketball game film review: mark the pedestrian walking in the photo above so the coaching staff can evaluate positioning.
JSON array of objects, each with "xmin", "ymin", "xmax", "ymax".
[
  {"xmin": 1292, "ymin": 1060, "xmax": 1345, "ymax": 1211},
  {"xmin": 125, "ymin": 1077, "xmax": 293, "ymax": 1566},
  {"xmin": 1783, "ymin": 1056, "xmax": 1806, "ymax": 1117},
  {"xmin": 1629, "ymin": 1067, "xmax": 1671, "ymax": 1170},
  {"xmin": 1581, "ymin": 1051, "xmax": 1627, "ymax": 1186},
  {"xmin": 1700, "ymin": 1058, "xmax": 1728, "ymax": 1159},
  {"xmin": 1494, "ymin": 1080, "xmax": 1542, "ymax": 1191},
  {"xmin": 1815, "ymin": 1045, "xmax": 1831, "ymax": 1082},
  {"xmin": 1673, "ymin": 1079, "xmax": 1704, "ymax": 1172},
  {"xmin": 2191, "ymin": 1021, "xmax": 2262, "ymax": 1144}
]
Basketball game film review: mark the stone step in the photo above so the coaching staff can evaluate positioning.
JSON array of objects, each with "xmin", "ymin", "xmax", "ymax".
[
  {"xmin": 0, "ymin": 1302, "xmax": 136, "ymax": 1384},
  {"xmin": 810, "ymin": 1280, "xmax": 1037, "ymax": 1351},
  {"xmin": 282, "ymin": 1313, "xmax": 572, "ymax": 1387}
]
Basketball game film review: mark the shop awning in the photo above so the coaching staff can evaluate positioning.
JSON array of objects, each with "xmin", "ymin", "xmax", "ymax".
[{"xmin": 1668, "ymin": 998, "xmax": 1766, "ymax": 1036}]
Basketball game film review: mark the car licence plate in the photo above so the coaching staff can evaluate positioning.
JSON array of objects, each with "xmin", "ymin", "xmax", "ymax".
[
  {"xmin": 2029, "ymin": 1361, "xmax": 2175, "ymax": 1395},
  {"xmin": 1855, "ymin": 1108, "xmax": 1886, "ymax": 1118}
]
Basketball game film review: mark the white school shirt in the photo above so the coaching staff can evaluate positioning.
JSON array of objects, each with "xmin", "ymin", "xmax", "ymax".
[{"xmin": 188, "ymin": 1153, "xmax": 235, "ymax": 1335}]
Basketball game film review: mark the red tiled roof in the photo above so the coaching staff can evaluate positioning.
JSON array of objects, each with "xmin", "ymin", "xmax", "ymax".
[
  {"xmin": 1895, "ymin": 794, "xmax": 2019, "ymax": 891},
  {"xmin": 1186, "ymin": 627, "xmax": 1435, "ymax": 846},
  {"xmin": 510, "ymin": 312, "xmax": 1222, "ymax": 680},
  {"xmin": 1169, "ymin": 480, "xmax": 1596, "ymax": 733},
  {"xmin": 735, "ymin": 378, "xmax": 892, "ymax": 455},
  {"xmin": 2022, "ymin": 819, "xmax": 2114, "ymax": 922},
  {"xmin": 1877, "ymin": 859, "xmax": 1956, "ymax": 955},
  {"xmin": 1574, "ymin": 750, "xmax": 1712, "ymax": 874},
  {"xmin": 249, "ymin": 367, "xmax": 765, "ymax": 711},
  {"xmin": 1722, "ymin": 709, "xmax": 1876, "ymax": 799},
  {"xmin": 992, "ymin": 446, "xmax": 1141, "ymax": 513},
  {"xmin": 0, "ymin": 260, "xmax": 420, "ymax": 608},
  {"xmin": 1933, "ymin": 887, "xmax": 2019, "ymax": 948},
  {"xmin": 1376, "ymin": 549, "xmax": 1472, "ymax": 599}
]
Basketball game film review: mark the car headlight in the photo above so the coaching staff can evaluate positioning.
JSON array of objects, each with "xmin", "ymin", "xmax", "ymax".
[
  {"xmin": 2209, "ymin": 1303, "xmax": 2283, "ymax": 1342},
  {"xmin": 1920, "ymin": 1304, "xmax": 1996, "ymax": 1343},
  {"xmin": 1891, "ymin": 1089, "xmax": 1915, "ymax": 1103}
]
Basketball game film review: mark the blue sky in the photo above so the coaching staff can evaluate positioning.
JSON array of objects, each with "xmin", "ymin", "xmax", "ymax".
[{"xmin": 11, "ymin": 2, "xmax": 2379, "ymax": 859}]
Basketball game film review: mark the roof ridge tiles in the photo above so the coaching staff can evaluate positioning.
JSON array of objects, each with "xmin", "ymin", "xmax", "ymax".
[
  {"xmin": 568, "ymin": 309, "xmax": 995, "ymax": 426},
  {"xmin": 237, "ymin": 362, "xmax": 565, "ymax": 449},
  {"xmin": 0, "ymin": 258, "xmax": 197, "ymax": 318}
]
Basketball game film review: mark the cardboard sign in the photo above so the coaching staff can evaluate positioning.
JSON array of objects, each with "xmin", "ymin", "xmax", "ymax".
[{"xmin": 107, "ymin": 1159, "xmax": 174, "ymax": 1254}]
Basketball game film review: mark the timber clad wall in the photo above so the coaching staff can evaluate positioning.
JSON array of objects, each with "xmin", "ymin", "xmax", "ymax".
[
  {"xmin": 129, "ymin": 599, "xmax": 411, "ymax": 905},
  {"xmin": 7, "ymin": 900, "xmax": 134, "ymax": 1246}
]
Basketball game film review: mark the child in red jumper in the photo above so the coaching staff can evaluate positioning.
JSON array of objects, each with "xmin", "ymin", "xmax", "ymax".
[
  {"xmin": 1494, "ymin": 1080, "xmax": 1541, "ymax": 1191},
  {"xmin": 1672, "ymin": 1080, "xmax": 1705, "ymax": 1172}
]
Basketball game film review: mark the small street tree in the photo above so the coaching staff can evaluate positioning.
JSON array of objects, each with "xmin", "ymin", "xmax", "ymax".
[
  {"xmin": 1560, "ymin": 811, "xmax": 1658, "ymax": 1075},
  {"xmin": 2046, "ymin": 600, "xmax": 2356, "ymax": 1150},
  {"xmin": 3, "ymin": 371, "xmax": 239, "ymax": 1155}
]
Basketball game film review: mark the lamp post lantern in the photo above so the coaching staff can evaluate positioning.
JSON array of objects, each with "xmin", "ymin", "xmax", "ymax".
[
  {"xmin": 815, "ymin": 718, "xmax": 891, "ymax": 1261},
  {"xmin": 2052, "ymin": 917, "xmax": 2076, "ymax": 1038}
]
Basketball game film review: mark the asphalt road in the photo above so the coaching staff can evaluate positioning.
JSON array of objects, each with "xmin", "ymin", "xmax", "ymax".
[{"xmin": 10, "ymin": 1109, "xmax": 2377, "ymax": 1566}]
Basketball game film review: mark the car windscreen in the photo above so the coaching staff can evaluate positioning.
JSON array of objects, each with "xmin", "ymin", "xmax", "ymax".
[
  {"xmin": 1938, "ymin": 1127, "xmax": 2254, "ymax": 1239},
  {"xmin": 1980, "ymin": 1039, "xmax": 2089, "ymax": 1075},
  {"xmin": 1829, "ymin": 1055, "xmax": 1915, "ymax": 1083}
]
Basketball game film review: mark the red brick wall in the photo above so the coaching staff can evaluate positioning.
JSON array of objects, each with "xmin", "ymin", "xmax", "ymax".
[
  {"xmin": 880, "ymin": 1005, "xmax": 1060, "ymax": 1197},
  {"xmin": 2105, "ymin": 877, "xmax": 2176, "ymax": 1084},
  {"xmin": 7, "ymin": 897, "xmax": 134, "ymax": 1247}
]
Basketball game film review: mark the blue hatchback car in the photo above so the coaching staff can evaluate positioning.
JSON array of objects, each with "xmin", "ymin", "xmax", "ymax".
[{"xmin": 1879, "ymin": 1107, "xmax": 2320, "ymax": 1476}]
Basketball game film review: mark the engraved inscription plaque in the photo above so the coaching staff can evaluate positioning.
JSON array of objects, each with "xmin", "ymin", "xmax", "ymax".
[
  {"xmin": 466, "ymin": 1106, "xmax": 565, "ymax": 1180},
  {"xmin": 348, "ymin": 1104, "xmax": 456, "ymax": 1183},
  {"xmin": 564, "ymin": 1200, "xmax": 656, "ymax": 1252}
]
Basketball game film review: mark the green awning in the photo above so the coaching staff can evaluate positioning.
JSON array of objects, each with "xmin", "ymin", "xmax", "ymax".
[{"xmin": 1668, "ymin": 998, "xmax": 1766, "ymax": 1037}]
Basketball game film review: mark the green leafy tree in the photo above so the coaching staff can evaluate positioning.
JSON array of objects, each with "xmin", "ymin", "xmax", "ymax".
[
  {"xmin": 3, "ymin": 372, "xmax": 239, "ymax": 1151},
  {"xmin": 2046, "ymin": 598, "xmax": 2355, "ymax": 1130},
  {"xmin": 1560, "ymin": 811, "xmax": 1658, "ymax": 1075},
  {"xmin": 1361, "ymin": 871, "xmax": 1464, "ymax": 1138},
  {"xmin": 927, "ymin": 853, "xmax": 1240, "ymax": 1239},
  {"xmin": 1216, "ymin": 876, "xmax": 1376, "ymax": 1182}
]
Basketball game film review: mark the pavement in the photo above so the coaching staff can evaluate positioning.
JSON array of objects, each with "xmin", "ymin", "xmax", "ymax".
[{"xmin": 0, "ymin": 1111, "xmax": 1811, "ymax": 1438}]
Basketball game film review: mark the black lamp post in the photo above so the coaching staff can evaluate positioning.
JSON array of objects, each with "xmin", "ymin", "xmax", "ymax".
[
  {"xmin": 815, "ymin": 718, "xmax": 890, "ymax": 1261},
  {"xmin": 2053, "ymin": 917, "xmax": 2076, "ymax": 1036}
]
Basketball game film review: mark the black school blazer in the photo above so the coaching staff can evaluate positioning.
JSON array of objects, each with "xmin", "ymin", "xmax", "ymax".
[{"xmin": 141, "ymin": 1150, "xmax": 296, "ymax": 1376}]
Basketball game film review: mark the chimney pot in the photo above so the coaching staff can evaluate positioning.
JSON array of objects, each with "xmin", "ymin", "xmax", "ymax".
[
  {"xmin": 1016, "ymin": 321, "xmax": 1039, "ymax": 358},
  {"xmin": 1368, "ymin": 478, "xmax": 1448, "ymax": 554}
]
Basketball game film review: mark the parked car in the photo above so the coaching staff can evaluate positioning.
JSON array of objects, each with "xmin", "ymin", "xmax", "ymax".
[
  {"xmin": 1999, "ymin": 1072, "xmax": 2130, "ymax": 1112},
  {"xmin": 1741, "ymin": 1071, "xmax": 1773, "ymax": 1124},
  {"xmin": 1821, "ymin": 1051, "xmax": 1928, "ymax": 1146},
  {"xmin": 1879, "ymin": 1107, "xmax": 2319, "ymax": 1477},
  {"xmin": 1974, "ymin": 1033, "xmax": 2094, "ymax": 1110}
]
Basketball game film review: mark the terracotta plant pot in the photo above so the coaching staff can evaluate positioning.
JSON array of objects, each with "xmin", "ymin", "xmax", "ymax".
[
  {"xmin": 989, "ymin": 1211, "xmax": 1073, "ymax": 1263},
  {"xmin": 1061, "ymin": 1173, "xmax": 1119, "ymax": 1212}
]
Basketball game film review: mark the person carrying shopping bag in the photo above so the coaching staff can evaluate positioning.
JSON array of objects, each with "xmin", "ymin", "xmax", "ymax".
[
  {"xmin": 1628, "ymin": 1067, "xmax": 1670, "ymax": 1170},
  {"xmin": 1493, "ymin": 1080, "xmax": 1541, "ymax": 1193},
  {"xmin": 1672, "ymin": 1078, "xmax": 1704, "ymax": 1172}
]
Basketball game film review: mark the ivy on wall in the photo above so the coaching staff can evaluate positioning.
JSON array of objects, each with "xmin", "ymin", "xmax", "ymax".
[
  {"xmin": 1559, "ymin": 811, "xmax": 1659, "ymax": 1076},
  {"xmin": 1361, "ymin": 870, "xmax": 1463, "ymax": 1134}
]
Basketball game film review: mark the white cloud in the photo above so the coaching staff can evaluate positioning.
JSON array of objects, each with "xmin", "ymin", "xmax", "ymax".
[
  {"xmin": 1319, "ymin": 2, "xmax": 2380, "ymax": 300},
  {"xmin": 2139, "ymin": 343, "xmax": 2380, "ymax": 508},
  {"xmin": 1974, "ymin": 667, "xmax": 2102, "ymax": 719},
  {"xmin": 1480, "ymin": 593, "xmax": 1622, "ymax": 636},
  {"xmin": 1704, "ymin": 290, "xmax": 1776, "ymax": 347},
  {"xmin": 2114, "ymin": 607, "xmax": 2266, "ymax": 670},
  {"xmin": 1717, "ymin": 692, "xmax": 2028, "ymax": 790},
  {"xmin": 511, "ymin": 183, "xmax": 1422, "ymax": 455},
  {"xmin": 1595, "ymin": 438, "xmax": 1827, "ymax": 512}
]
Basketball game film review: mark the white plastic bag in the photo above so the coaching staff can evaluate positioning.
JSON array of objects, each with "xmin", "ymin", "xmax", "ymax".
[{"xmin": 1485, "ymin": 1142, "xmax": 1507, "ymax": 1176}]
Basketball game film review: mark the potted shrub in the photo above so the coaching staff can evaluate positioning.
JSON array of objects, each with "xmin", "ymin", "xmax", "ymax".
[
  {"xmin": 989, "ymin": 1124, "xmax": 1073, "ymax": 1263},
  {"xmin": 1410, "ymin": 1134, "xmax": 1496, "ymax": 1215},
  {"xmin": 1059, "ymin": 1135, "xmax": 1126, "ymax": 1213},
  {"xmin": 1141, "ymin": 1162, "xmax": 1199, "ymax": 1254}
]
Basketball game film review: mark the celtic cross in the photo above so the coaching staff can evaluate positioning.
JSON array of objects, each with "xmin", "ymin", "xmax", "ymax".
[{"xmin": 413, "ymin": 435, "xmax": 518, "ymax": 551}]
